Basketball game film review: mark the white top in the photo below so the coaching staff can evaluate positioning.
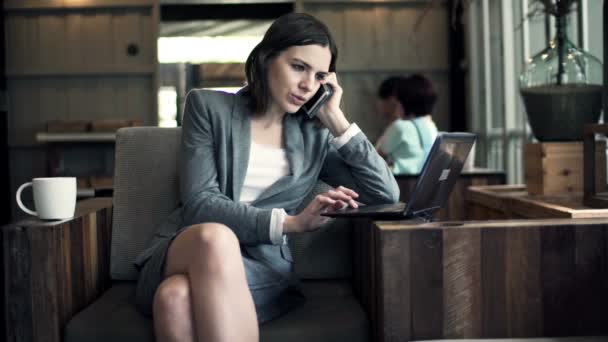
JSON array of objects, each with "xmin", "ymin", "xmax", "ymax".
[
  {"xmin": 240, "ymin": 141, "xmax": 290, "ymax": 203},
  {"xmin": 240, "ymin": 141, "xmax": 290, "ymax": 244},
  {"xmin": 240, "ymin": 123, "xmax": 362, "ymax": 245}
]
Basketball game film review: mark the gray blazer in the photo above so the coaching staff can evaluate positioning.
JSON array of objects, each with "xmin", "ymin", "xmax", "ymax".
[{"xmin": 135, "ymin": 88, "xmax": 399, "ymax": 276}]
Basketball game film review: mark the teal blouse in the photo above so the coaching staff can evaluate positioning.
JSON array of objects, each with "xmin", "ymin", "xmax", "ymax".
[{"xmin": 377, "ymin": 116, "xmax": 438, "ymax": 175}]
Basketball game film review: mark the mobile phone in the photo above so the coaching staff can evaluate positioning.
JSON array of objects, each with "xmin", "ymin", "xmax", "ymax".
[{"xmin": 302, "ymin": 83, "xmax": 333, "ymax": 118}]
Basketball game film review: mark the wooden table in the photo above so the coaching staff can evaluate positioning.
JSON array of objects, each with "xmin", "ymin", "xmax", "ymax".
[
  {"xmin": 467, "ymin": 184, "xmax": 608, "ymax": 220},
  {"xmin": 2, "ymin": 198, "xmax": 113, "ymax": 342},
  {"xmin": 396, "ymin": 168, "xmax": 505, "ymax": 221},
  {"xmin": 353, "ymin": 218, "xmax": 608, "ymax": 342}
]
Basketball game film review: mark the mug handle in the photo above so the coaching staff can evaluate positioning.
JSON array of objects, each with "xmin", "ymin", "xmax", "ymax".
[{"xmin": 16, "ymin": 182, "xmax": 37, "ymax": 216}]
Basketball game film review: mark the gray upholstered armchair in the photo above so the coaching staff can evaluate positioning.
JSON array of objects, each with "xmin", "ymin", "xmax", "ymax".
[{"xmin": 4, "ymin": 127, "xmax": 371, "ymax": 342}]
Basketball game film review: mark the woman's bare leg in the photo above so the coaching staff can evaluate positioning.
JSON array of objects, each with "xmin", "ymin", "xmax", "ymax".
[
  {"xmin": 156, "ymin": 222, "xmax": 258, "ymax": 342},
  {"xmin": 153, "ymin": 274, "xmax": 196, "ymax": 342}
]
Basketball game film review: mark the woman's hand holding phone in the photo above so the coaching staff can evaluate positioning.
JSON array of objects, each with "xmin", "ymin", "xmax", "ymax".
[{"xmin": 314, "ymin": 73, "xmax": 351, "ymax": 137}]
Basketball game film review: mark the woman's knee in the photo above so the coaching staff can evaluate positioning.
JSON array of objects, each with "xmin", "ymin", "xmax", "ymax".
[
  {"xmin": 188, "ymin": 223, "xmax": 241, "ymax": 269},
  {"xmin": 165, "ymin": 223, "xmax": 241, "ymax": 277},
  {"xmin": 153, "ymin": 275, "xmax": 191, "ymax": 315},
  {"xmin": 190, "ymin": 223, "xmax": 239, "ymax": 254}
]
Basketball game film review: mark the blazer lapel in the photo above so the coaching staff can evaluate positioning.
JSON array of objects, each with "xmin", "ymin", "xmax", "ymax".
[
  {"xmin": 252, "ymin": 114, "xmax": 304, "ymax": 204},
  {"xmin": 283, "ymin": 114, "xmax": 304, "ymax": 178},
  {"xmin": 232, "ymin": 93, "xmax": 251, "ymax": 202}
]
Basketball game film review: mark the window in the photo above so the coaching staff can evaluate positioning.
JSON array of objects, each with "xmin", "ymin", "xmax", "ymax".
[
  {"xmin": 157, "ymin": 20, "xmax": 272, "ymax": 125},
  {"xmin": 466, "ymin": 0, "xmax": 603, "ymax": 183}
]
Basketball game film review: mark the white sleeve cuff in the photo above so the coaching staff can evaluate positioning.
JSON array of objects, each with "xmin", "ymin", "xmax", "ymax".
[
  {"xmin": 270, "ymin": 208, "xmax": 288, "ymax": 245},
  {"xmin": 330, "ymin": 123, "xmax": 361, "ymax": 149}
]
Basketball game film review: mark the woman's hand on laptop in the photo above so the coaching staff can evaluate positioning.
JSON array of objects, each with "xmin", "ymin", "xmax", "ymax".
[{"xmin": 283, "ymin": 186, "xmax": 359, "ymax": 233}]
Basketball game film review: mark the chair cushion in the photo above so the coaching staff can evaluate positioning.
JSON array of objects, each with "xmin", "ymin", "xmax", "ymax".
[
  {"xmin": 110, "ymin": 127, "xmax": 181, "ymax": 280},
  {"xmin": 64, "ymin": 282, "xmax": 153, "ymax": 342},
  {"xmin": 260, "ymin": 280, "xmax": 369, "ymax": 342},
  {"xmin": 64, "ymin": 280, "xmax": 369, "ymax": 342}
]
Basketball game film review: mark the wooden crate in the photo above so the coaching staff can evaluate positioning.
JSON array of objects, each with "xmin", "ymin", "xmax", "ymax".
[{"xmin": 524, "ymin": 141, "xmax": 606, "ymax": 195}]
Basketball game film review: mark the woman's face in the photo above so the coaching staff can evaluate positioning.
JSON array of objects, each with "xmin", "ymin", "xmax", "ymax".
[{"xmin": 266, "ymin": 44, "xmax": 332, "ymax": 115}]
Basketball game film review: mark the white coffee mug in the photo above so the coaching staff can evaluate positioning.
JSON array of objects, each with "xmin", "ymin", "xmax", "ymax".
[{"xmin": 16, "ymin": 177, "xmax": 77, "ymax": 220}]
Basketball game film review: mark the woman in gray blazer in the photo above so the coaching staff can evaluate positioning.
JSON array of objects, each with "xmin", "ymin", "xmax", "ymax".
[{"xmin": 134, "ymin": 12, "xmax": 399, "ymax": 342}]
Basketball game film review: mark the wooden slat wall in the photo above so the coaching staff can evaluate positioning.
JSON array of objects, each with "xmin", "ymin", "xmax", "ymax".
[
  {"xmin": 5, "ymin": 0, "xmax": 159, "ymax": 218},
  {"xmin": 5, "ymin": 0, "xmax": 156, "ymax": 10},
  {"xmin": 300, "ymin": 1, "xmax": 450, "ymax": 140},
  {"xmin": 5, "ymin": 5, "xmax": 158, "ymax": 146},
  {"xmin": 8, "ymin": 77, "xmax": 153, "ymax": 146}
]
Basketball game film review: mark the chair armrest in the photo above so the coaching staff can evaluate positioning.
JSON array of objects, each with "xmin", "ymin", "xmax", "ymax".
[{"xmin": 3, "ymin": 198, "xmax": 113, "ymax": 342}]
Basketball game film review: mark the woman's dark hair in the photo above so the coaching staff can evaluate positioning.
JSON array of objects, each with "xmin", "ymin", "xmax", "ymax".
[
  {"xmin": 377, "ymin": 76, "xmax": 402, "ymax": 99},
  {"xmin": 394, "ymin": 74, "xmax": 437, "ymax": 117},
  {"xmin": 244, "ymin": 13, "xmax": 338, "ymax": 114}
]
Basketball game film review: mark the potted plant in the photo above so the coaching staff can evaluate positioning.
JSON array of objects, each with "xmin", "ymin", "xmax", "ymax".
[
  {"xmin": 417, "ymin": 0, "xmax": 603, "ymax": 141},
  {"xmin": 520, "ymin": 0, "xmax": 603, "ymax": 141}
]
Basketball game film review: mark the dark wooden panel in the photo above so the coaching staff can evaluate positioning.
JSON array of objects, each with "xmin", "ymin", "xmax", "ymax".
[
  {"xmin": 2, "ymin": 198, "xmax": 113, "ymax": 342},
  {"xmin": 540, "ymin": 225, "xmax": 576, "ymax": 336},
  {"xmin": 56, "ymin": 221, "xmax": 73, "ymax": 329},
  {"xmin": 505, "ymin": 226, "xmax": 542, "ymax": 337},
  {"xmin": 468, "ymin": 202, "xmax": 509, "ymax": 221},
  {"xmin": 442, "ymin": 227, "xmax": 481, "ymax": 338},
  {"xmin": 4, "ymin": 226, "xmax": 34, "ymax": 342},
  {"xmin": 573, "ymin": 224, "xmax": 608, "ymax": 334},
  {"xmin": 377, "ymin": 228, "xmax": 411, "ymax": 342},
  {"xmin": 410, "ymin": 228, "xmax": 443, "ymax": 340},
  {"xmin": 1, "ymin": 9, "xmax": 8, "ymax": 340},
  {"xmin": 480, "ymin": 227, "xmax": 507, "ymax": 336},
  {"xmin": 0, "ymin": 110, "xmax": 8, "ymax": 342},
  {"xmin": 352, "ymin": 217, "xmax": 375, "ymax": 339},
  {"xmin": 69, "ymin": 216, "xmax": 86, "ymax": 313},
  {"xmin": 32, "ymin": 224, "xmax": 62, "ymax": 341},
  {"xmin": 372, "ymin": 219, "xmax": 608, "ymax": 342}
]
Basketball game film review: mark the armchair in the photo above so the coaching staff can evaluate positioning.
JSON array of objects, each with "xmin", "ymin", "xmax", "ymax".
[{"xmin": 3, "ymin": 127, "xmax": 370, "ymax": 342}]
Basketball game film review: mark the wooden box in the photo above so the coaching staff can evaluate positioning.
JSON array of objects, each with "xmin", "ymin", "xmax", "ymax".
[{"xmin": 524, "ymin": 141, "xmax": 606, "ymax": 195}]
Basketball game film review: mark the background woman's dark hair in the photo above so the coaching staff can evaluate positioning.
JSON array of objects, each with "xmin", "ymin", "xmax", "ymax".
[
  {"xmin": 377, "ymin": 76, "xmax": 402, "ymax": 99},
  {"xmin": 394, "ymin": 74, "xmax": 437, "ymax": 117},
  {"xmin": 244, "ymin": 13, "xmax": 338, "ymax": 114}
]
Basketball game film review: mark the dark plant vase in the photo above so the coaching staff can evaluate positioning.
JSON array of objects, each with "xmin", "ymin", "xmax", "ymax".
[{"xmin": 520, "ymin": 13, "xmax": 604, "ymax": 141}]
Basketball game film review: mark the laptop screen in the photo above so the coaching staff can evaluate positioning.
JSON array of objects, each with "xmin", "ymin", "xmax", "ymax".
[{"xmin": 403, "ymin": 133, "xmax": 476, "ymax": 217}]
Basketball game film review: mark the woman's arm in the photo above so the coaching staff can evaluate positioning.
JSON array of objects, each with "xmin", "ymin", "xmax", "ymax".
[
  {"xmin": 319, "ymin": 128, "xmax": 400, "ymax": 206},
  {"xmin": 179, "ymin": 90, "xmax": 273, "ymax": 245},
  {"xmin": 312, "ymin": 73, "xmax": 399, "ymax": 205}
]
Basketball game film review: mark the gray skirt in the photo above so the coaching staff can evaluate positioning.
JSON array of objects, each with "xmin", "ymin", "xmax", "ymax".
[{"xmin": 134, "ymin": 228, "xmax": 304, "ymax": 324}]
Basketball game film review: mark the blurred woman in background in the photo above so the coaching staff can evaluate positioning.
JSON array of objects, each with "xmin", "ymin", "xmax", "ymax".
[{"xmin": 376, "ymin": 74, "xmax": 439, "ymax": 175}]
